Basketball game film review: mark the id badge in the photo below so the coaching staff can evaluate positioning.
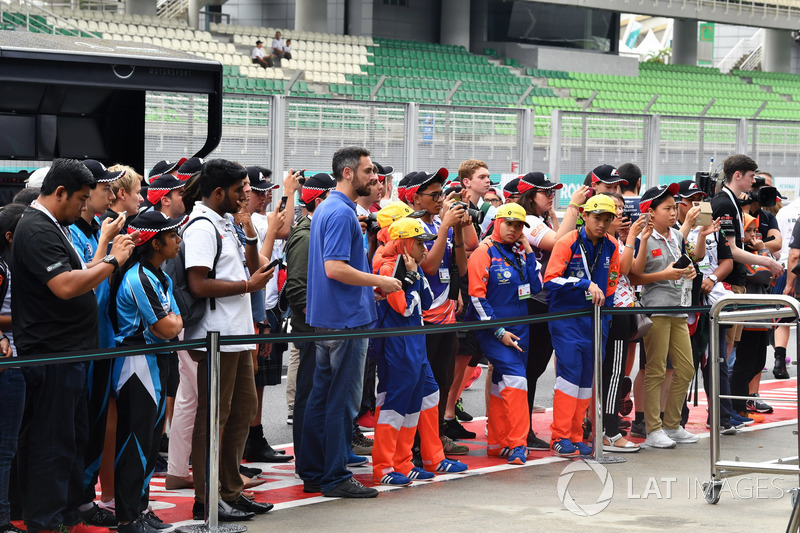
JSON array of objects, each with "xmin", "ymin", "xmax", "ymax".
[
  {"xmin": 518, "ymin": 283, "xmax": 531, "ymax": 299},
  {"xmin": 585, "ymin": 291, "xmax": 593, "ymax": 301},
  {"xmin": 698, "ymin": 262, "xmax": 712, "ymax": 274},
  {"xmin": 439, "ymin": 267, "xmax": 451, "ymax": 283}
]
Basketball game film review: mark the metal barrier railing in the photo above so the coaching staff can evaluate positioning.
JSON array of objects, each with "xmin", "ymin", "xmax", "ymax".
[{"xmin": 705, "ymin": 294, "xmax": 800, "ymax": 529}]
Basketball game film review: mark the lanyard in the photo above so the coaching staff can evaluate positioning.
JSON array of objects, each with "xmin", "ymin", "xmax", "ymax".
[
  {"xmin": 651, "ymin": 228, "xmax": 681, "ymax": 262},
  {"xmin": 491, "ymin": 240, "xmax": 525, "ymax": 279},
  {"xmin": 577, "ymin": 234, "xmax": 603, "ymax": 281},
  {"xmin": 722, "ymin": 186, "xmax": 746, "ymax": 243}
]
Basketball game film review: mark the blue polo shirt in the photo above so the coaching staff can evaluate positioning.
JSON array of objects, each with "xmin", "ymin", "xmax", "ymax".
[
  {"xmin": 307, "ymin": 190, "xmax": 377, "ymax": 329},
  {"xmin": 114, "ymin": 261, "xmax": 180, "ymax": 349}
]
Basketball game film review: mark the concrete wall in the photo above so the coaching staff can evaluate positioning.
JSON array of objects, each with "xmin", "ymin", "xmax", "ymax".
[
  {"xmin": 347, "ymin": 0, "xmax": 372, "ymax": 37},
  {"xmin": 489, "ymin": 41, "xmax": 639, "ymax": 76},
  {"xmin": 371, "ymin": 0, "xmax": 441, "ymax": 43},
  {"xmin": 222, "ymin": 0, "xmax": 295, "ymax": 31},
  {"xmin": 127, "ymin": 0, "xmax": 158, "ymax": 17},
  {"xmin": 712, "ymin": 24, "xmax": 758, "ymax": 66}
]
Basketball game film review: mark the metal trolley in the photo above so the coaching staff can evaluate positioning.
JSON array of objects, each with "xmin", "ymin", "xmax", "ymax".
[{"xmin": 705, "ymin": 295, "xmax": 800, "ymax": 526}]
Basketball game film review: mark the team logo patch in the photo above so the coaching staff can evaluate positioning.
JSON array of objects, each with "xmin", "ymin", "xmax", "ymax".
[
  {"xmin": 651, "ymin": 249, "xmax": 662, "ymax": 258},
  {"xmin": 503, "ymin": 271, "xmax": 512, "ymax": 279}
]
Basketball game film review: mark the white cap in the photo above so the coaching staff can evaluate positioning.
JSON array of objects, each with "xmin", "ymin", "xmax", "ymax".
[{"xmin": 26, "ymin": 166, "xmax": 51, "ymax": 188}]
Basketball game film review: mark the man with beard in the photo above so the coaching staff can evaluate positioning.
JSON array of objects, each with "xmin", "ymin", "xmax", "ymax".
[{"xmin": 298, "ymin": 147, "xmax": 402, "ymax": 498}]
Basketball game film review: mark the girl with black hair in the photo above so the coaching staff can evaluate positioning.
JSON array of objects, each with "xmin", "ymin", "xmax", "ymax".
[
  {"xmin": 109, "ymin": 211, "xmax": 184, "ymax": 533},
  {"xmin": 0, "ymin": 203, "xmax": 27, "ymax": 533}
]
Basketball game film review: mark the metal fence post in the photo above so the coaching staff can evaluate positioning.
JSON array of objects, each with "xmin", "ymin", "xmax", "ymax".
[
  {"xmin": 548, "ymin": 109, "xmax": 562, "ymax": 182},
  {"xmin": 404, "ymin": 101, "xmax": 419, "ymax": 176},
  {"xmin": 177, "ymin": 331, "xmax": 246, "ymax": 533},
  {"xmin": 645, "ymin": 114, "xmax": 661, "ymax": 190},
  {"xmin": 736, "ymin": 118, "xmax": 749, "ymax": 155},
  {"xmin": 269, "ymin": 95, "xmax": 285, "ymax": 190},
  {"xmin": 592, "ymin": 306, "xmax": 625, "ymax": 464},
  {"xmin": 519, "ymin": 108, "xmax": 534, "ymax": 173}
]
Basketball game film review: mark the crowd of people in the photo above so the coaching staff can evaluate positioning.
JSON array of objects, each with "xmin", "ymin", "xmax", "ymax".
[{"xmin": 0, "ymin": 149, "xmax": 796, "ymax": 533}]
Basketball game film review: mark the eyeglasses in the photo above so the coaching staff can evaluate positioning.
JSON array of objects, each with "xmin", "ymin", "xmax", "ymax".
[
  {"xmin": 537, "ymin": 189, "xmax": 556, "ymax": 198},
  {"xmin": 487, "ymin": 198, "xmax": 502, "ymax": 205},
  {"xmin": 507, "ymin": 194, "xmax": 521, "ymax": 200},
  {"xmin": 418, "ymin": 191, "xmax": 443, "ymax": 201}
]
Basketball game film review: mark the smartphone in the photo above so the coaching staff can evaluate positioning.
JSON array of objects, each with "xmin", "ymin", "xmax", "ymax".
[
  {"xmin": 673, "ymin": 254, "xmax": 693, "ymax": 269},
  {"xmin": 641, "ymin": 212, "xmax": 651, "ymax": 225},
  {"xmin": 266, "ymin": 258, "xmax": 282, "ymax": 271},
  {"xmin": 278, "ymin": 196, "xmax": 288, "ymax": 212},
  {"xmin": 119, "ymin": 210, "xmax": 127, "ymax": 218}
]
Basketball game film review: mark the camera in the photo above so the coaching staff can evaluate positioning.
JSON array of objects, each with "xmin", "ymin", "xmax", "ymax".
[
  {"xmin": 364, "ymin": 212, "xmax": 381, "ymax": 235},
  {"xmin": 297, "ymin": 169, "xmax": 306, "ymax": 185},
  {"xmin": 452, "ymin": 201, "xmax": 486, "ymax": 225},
  {"xmin": 695, "ymin": 170, "xmax": 721, "ymax": 198}
]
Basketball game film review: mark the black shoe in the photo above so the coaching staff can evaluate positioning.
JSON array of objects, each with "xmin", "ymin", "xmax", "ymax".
[
  {"xmin": 455, "ymin": 398, "xmax": 473, "ymax": 422},
  {"xmin": 0, "ymin": 525, "xmax": 27, "ymax": 533},
  {"xmin": 322, "ymin": 477, "xmax": 378, "ymax": 498},
  {"xmin": 526, "ymin": 430, "xmax": 549, "ymax": 450},
  {"xmin": 79, "ymin": 502, "xmax": 119, "ymax": 528},
  {"xmin": 244, "ymin": 425, "xmax": 294, "ymax": 463},
  {"xmin": 191, "ymin": 500, "xmax": 255, "ymax": 522},
  {"xmin": 117, "ymin": 520, "xmax": 152, "ymax": 533},
  {"xmin": 153, "ymin": 455, "xmax": 168, "ymax": 476},
  {"xmin": 444, "ymin": 418, "xmax": 476, "ymax": 440},
  {"xmin": 140, "ymin": 510, "xmax": 171, "ymax": 530},
  {"xmin": 582, "ymin": 417, "xmax": 591, "ymax": 440},
  {"xmin": 303, "ymin": 480, "xmax": 321, "ymax": 493},
  {"xmin": 239, "ymin": 465, "xmax": 262, "ymax": 478},
  {"xmin": 411, "ymin": 446, "xmax": 423, "ymax": 468},
  {"xmin": 224, "ymin": 495, "xmax": 273, "ymax": 515},
  {"xmin": 774, "ymin": 355, "xmax": 790, "ymax": 379}
]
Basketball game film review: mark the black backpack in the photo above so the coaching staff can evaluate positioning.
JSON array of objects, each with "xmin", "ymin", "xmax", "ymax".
[{"xmin": 163, "ymin": 217, "xmax": 222, "ymax": 328}]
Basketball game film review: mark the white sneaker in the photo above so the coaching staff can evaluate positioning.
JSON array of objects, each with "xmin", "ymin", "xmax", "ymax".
[
  {"xmin": 664, "ymin": 426, "xmax": 699, "ymax": 444},
  {"xmin": 643, "ymin": 429, "xmax": 677, "ymax": 449}
]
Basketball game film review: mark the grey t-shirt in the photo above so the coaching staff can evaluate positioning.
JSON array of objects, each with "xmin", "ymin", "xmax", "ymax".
[{"xmin": 639, "ymin": 227, "xmax": 688, "ymax": 317}]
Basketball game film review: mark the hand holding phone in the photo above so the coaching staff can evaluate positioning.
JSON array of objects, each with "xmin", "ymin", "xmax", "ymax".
[
  {"xmin": 673, "ymin": 254, "xmax": 693, "ymax": 269},
  {"xmin": 266, "ymin": 258, "xmax": 282, "ymax": 271},
  {"xmin": 278, "ymin": 196, "xmax": 288, "ymax": 212}
]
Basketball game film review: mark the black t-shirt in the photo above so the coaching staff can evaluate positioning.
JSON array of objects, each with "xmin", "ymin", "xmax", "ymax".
[
  {"xmin": 11, "ymin": 208, "xmax": 99, "ymax": 355},
  {"xmin": 711, "ymin": 186, "xmax": 747, "ymax": 287}
]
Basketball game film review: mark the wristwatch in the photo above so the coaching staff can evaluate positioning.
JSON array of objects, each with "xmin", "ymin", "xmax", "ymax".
[
  {"xmin": 708, "ymin": 274, "xmax": 718, "ymax": 284},
  {"xmin": 102, "ymin": 254, "xmax": 119, "ymax": 273}
]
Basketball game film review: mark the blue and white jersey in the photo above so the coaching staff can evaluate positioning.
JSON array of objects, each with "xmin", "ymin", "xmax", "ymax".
[
  {"xmin": 112, "ymin": 262, "xmax": 179, "ymax": 404},
  {"xmin": 114, "ymin": 262, "xmax": 180, "ymax": 349}
]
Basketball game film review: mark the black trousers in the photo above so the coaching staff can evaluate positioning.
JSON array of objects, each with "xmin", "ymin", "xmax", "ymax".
[
  {"xmin": 602, "ymin": 315, "xmax": 630, "ymax": 437},
  {"xmin": 357, "ymin": 338, "xmax": 380, "ymax": 422},
  {"xmin": 730, "ymin": 329, "xmax": 768, "ymax": 413},
  {"xmin": 424, "ymin": 329, "xmax": 458, "ymax": 431},
  {"xmin": 114, "ymin": 355, "xmax": 168, "ymax": 522},
  {"xmin": 527, "ymin": 300, "xmax": 553, "ymax": 420},
  {"xmin": 81, "ymin": 359, "xmax": 112, "ymax": 505},
  {"xmin": 19, "ymin": 362, "xmax": 88, "ymax": 533}
]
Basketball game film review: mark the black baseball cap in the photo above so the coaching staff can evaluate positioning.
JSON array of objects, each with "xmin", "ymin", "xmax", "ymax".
[
  {"xmin": 503, "ymin": 177, "xmax": 521, "ymax": 200},
  {"xmin": 640, "ymin": 183, "xmax": 680, "ymax": 212},
  {"xmin": 246, "ymin": 166, "xmax": 279, "ymax": 193},
  {"xmin": 404, "ymin": 168, "xmax": 449, "ymax": 199},
  {"xmin": 83, "ymin": 159, "xmax": 125, "ymax": 183},
  {"xmin": 148, "ymin": 158, "xmax": 187, "ymax": 182},
  {"xmin": 374, "ymin": 162, "xmax": 394, "ymax": 182},
  {"xmin": 676, "ymin": 180, "xmax": 707, "ymax": 199},
  {"xmin": 590, "ymin": 164, "xmax": 628, "ymax": 186},
  {"xmin": 517, "ymin": 172, "xmax": 563, "ymax": 194},
  {"xmin": 147, "ymin": 174, "xmax": 184, "ymax": 205},
  {"xmin": 176, "ymin": 157, "xmax": 204, "ymax": 181},
  {"xmin": 301, "ymin": 172, "xmax": 336, "ymax": 205}
]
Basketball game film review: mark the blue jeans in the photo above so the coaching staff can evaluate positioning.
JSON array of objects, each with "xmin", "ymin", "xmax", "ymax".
[
  {"xmin": 0, "ymin": 368, "xmax": 24, "ymax": 525},
  {"xmin": 703, "ymin": 328, "xmax": 734, "ymax": 424},
  {"xmin": 298, "ymin": 328, "xmax": 368, "ymax": 492}
]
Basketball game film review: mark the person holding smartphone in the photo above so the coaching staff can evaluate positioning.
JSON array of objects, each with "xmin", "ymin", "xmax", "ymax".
[
  {"xmin": 467, "ymin": 204, "xmax": 541, "ymax": 465},
  {"xmin": 629, "ymin": 184, "xmax": 698, "ymax": 449},
  {"xmin": 543, "ymin": 195, "xmax": 620, "ymax": 457}
]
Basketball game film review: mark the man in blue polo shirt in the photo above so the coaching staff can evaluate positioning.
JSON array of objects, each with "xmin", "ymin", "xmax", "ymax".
[{"xmin": 298, "ymin": 146, "xmax": 402, "ymax": 498}]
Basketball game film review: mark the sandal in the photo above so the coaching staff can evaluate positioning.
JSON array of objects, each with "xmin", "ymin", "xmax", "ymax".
[{"xmin": 603, "ymin": 433, "xmax": 640, "ymax": 453}]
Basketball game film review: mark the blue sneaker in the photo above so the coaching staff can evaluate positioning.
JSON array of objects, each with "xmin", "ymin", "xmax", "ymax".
[
  {"xmin": 507, "ymin": 445, "xmax": 528, "ymax": 465},
  {"xmin": 379, "ymin": 471, "xmax": 411, "ymax": 486},
  {"xmin": 573, "ymin": 441, "xmax": 593, "ymax": 456},
  {"xmin": 434, "ymin": 458, "xmax": 468, "ymax": 473},
  {"xmin": 731, "ymin": 413, "xmax": 754, "ymax": 427},
  {"xmin": 347, "ymin": 451, "xmax": 368, "ymax": 467},
  {"xmin": 407, "ymin": 466, "xmax": 435, "ymax": 480},
  {"xmin": 552, "ymin": 439, "xmax": 579, "ymax": 457}
]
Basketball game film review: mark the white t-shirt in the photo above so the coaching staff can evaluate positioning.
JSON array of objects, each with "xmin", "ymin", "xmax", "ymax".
[
  {"xmin": 272, "ymin": 38, "xmax": 285, "ymax": 52},
  {"xmin": 183, "ymin": 202, "xmax": 255, "ymax": 352},
  {"xmin": 523, "ymin": 214, "xmax": 554, "ymax": 248},
  {"xmin": 776, "ymin": 197, "xmax": 800, "ymax": 265},
  {"xmin": 251, "ymin": 212, "xmax": 283, "ymax": 310},
  {"xmin": 251, "ymin": 46, "xmax": 266, "ymax": 60}
]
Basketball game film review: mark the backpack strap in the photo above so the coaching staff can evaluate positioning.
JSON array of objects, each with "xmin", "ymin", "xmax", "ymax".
[{"xmin": 181, "ymin": 216, "xmax": 223, "ymax": 310}]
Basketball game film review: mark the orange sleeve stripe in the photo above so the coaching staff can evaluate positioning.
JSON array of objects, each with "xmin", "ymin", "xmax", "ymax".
[
  {"xmin": 380, "ymin": 262, "xmax": 407, "ymax": 315},
  {"xmin": 606, "ymin": 235, "xmax": 620, "ymax": 297},
  {"xmin": 544, "ymin": 230, "xmax": 578, "ymax": 283}
]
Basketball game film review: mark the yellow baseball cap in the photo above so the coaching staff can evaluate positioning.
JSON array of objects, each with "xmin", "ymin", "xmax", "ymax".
[
  {"xmin": 376, "ymin": 201, "xmax": 425, "ymax": 229},
  {"xmin": 581, "ymin": 195, "xmax": 617, "ymax": 216},
  {"xmin": 494, "ymin": 203, "xmax": 530, "ymax": 227},
  {"xmin": 388, "ymin": 218, "xmax": 438, "ymax": 241}
]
